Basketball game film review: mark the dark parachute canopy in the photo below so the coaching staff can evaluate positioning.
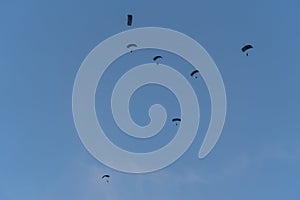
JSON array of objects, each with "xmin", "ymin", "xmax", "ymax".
[
  {"xmin": 127, "ymin": 14, "xmax": 133, "ymax": 26},
  {"xmin": 127, "ymin": 43, "xmax": 137, "ymax": 53},
  {"xmin": 102, "ymin": 175, "xmax": 110, "ymax": 179},
  {"xmin": 153, "ymin": 55, "xmax": 163, "ymax": 61},
  {"xmin": 102, "ymin": 174, "xmax": 110, "ymax": 183},
  {"xmin": 241, "ymin": 44, "xmax": 253, "ymax": 52},
  {"xmin": 126, "ymin": 43, "xmax": 137, "ymax": 48},
  {"xmin": 172, "ymin": 118, "xmax": 181, "ymax": 126},
  {"xmin": 172, "ymin": 118, "xmax": 181, "ymax": 122},
  {"xmin": 153, "ymin": 56, "xmax": 163, "ymax": 64},
  {"xmin": 190, "ymin": 70, "xmax": 199, "ymax": 78},
  {"xmin": 241, "ymin": 44, "xmax": 253, "ymax": 56}
]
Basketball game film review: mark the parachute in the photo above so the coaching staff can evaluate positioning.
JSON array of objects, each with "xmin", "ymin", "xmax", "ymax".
[
  {"xmin": 102, "ymin": 174, "xmax": 110, "ymax": 183},
  {"xmin": 126, "ymin": 44, "xmax": 137, "ymax": 48},
  {"xmin": 190, "ymin": 70, "xmax": 199, "ymax": 79},
  {"xmin": 127, "ymin": 15, "xmax": 133, "ymax": 26},
  {"xmin": 153, "ymin": 55, "xmax": 163, "ymax": 61},
  {"xmin": 153, "ymin": 56, "xmax": 163, "ymax": 64},
  {"xmin": 127, "ymin": 43, "xmax": 137, "ymax": 53},
  {"xmin": 102, "ymin": 175, "xmax": 110, "ymax": 179},
  {"xmin": 172, "ymin": 118, "xmax": 181, "ymax": 126},
  {"xmin": 241, "ymin": 44, "xmax": 253, "ymax": 56}
]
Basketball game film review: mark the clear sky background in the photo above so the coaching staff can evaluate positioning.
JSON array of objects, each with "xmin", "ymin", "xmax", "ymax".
[{"xmin": 1, "ymin": 0, "xmax": 300, "ymax": 199}]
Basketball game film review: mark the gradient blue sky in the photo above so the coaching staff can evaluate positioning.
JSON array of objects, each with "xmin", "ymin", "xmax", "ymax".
[{"xmin": 1, "ymin": 0, "xmax": 300, "ymax": 199}]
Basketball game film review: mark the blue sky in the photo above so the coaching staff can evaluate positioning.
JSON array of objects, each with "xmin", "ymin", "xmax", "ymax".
[{"xmin": 1, "ymin": 0, "xmax": 299, "ymax": 199}]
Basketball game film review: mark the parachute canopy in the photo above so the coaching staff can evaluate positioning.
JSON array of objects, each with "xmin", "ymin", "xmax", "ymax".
[
  {"xmin": 127, "ymin": 43, "xmax": 137, "ymax": 53},
  {"xmin": 241, "ymin": 44, "xmax": 253, "ymax": 52},
  {"xmin": 127, "ymin": 15, "xmax": 133, "ymax": 26},
  {"xmin": 102, "ymin": 174, "xmax": 110, "ymax": 183},
  {"xmin": 126, "ymin": 43, "xmax": 137, "ymax": 48},
  {"xmin": 241, "ymin": 44, "xmax": 253, "ymax": 56},
  {"xmin": 172, "ymin": 118, "xmax": 181, "ymax": 126},
  {"xmin": 153, "ymin": 55, "xmax": 163, "ymax": 61},
  {"xmin": 102, "ymin": 174, "xmax": 110, "ymax": 179},
  {"xmin": 172, "ymin": 118, "xmax": 181, "ymax": 122},
  {"xmin": 190, "ymin": 70, "xmax": 199, "ymax": 77}
]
